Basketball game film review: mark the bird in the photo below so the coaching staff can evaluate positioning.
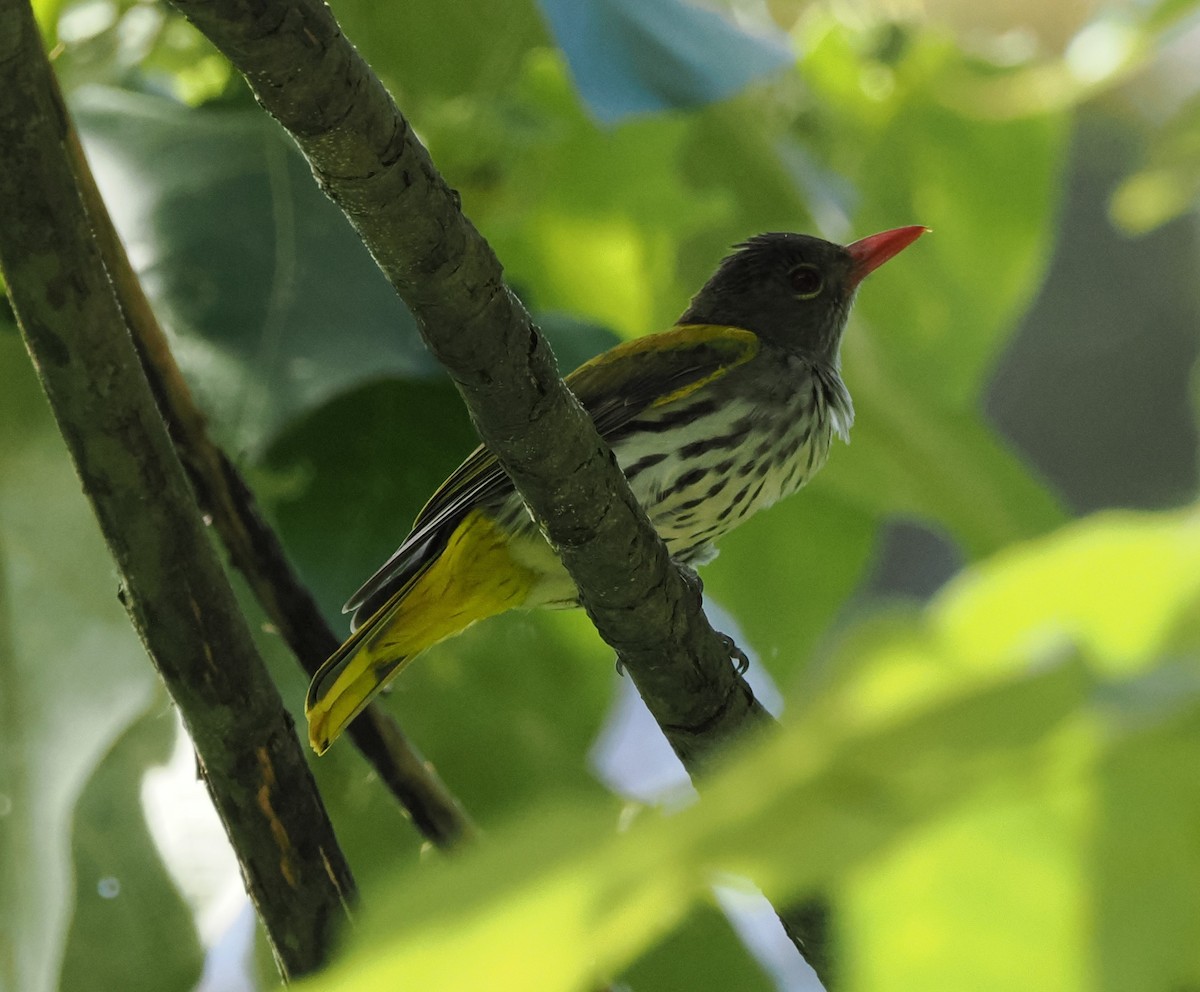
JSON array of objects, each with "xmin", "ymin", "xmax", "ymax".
[{"xmin": 305, "ymin": 225, "xmax": 927, "ymax": 753}]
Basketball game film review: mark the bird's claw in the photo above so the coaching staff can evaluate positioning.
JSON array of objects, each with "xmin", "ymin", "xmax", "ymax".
[
  {"xmin": 675, "ymin": 561, "xmax": 748, "ymax": 675},
  {"xmin": 719, "ymin": 632, "xmax": 751, "ymax": 675},
  {"xmin": 675, "ymin": 560, "xmax": 704, "ymax": 596}
]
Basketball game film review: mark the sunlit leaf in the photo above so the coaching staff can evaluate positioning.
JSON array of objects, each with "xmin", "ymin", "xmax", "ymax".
[
  {"xmin": 800, "ymin": 511, "xmax": 1200, "ymax": 992},
  {"xmin": 936, "ymin": 509, "xmax": 1200, "ymax": 672},
  {"xmin": 819, "ymin": 510, "xmax": 1200, "ymax": 728},
  {"xmin": 841, "ymin": 672, "xmax": 1200, "ymax": 992},
  {"xmin": 1090, "ymin": 683, "xmax": 1200, "ymax": 991},
  {"xmin": 841, "ymin": 774, "xmax": 1092, "ymax": 991},
  {"xmin": 299, "ymin": 657, "xmax": 1090, "ymax": 992}
]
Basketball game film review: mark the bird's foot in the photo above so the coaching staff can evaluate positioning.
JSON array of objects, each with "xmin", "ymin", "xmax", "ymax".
[
  {"xmin": 674, "ymin": 560, "xmax": 704, "ymax": 597},
  {"xmin": 719, "ymin": 632, "xmax": 751, "ymax": 675}
]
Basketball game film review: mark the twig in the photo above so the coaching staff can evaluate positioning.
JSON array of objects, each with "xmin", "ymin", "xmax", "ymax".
[{"xmin": 0, "ymin": 0, "xmax": 354, "ymax": 976}]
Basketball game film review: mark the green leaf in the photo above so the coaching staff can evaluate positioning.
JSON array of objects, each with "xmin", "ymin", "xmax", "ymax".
[
  {"xmin": 328, "ymin": 0, "xmax": 548, "ymax": 105},
  {"xmin": 935, "ymin": 509, "xmax": 1200, "ymax": 672},
  {"xmin": 298, "ymin": 510, "xmax": 1200, "ymax": 992},
  {"xmin": 828, "ymin": 512, "xmax": 1200, "ymax": 990},
  {"xmin": 818, "ymin": 510, "xmax": 1200, "ymax": 726},
  {"xmin": 0, "ymin": 335, "xmax": 162, "ymax": 992},
  {"xmin": 619, "ymin": 903, "xmax": 777, "ymax": 992},
  {"xmin": 1091, "ymin": 678, "xmax": 1200, "ymax": 991},
  {"xmin": 819, "ymin": 381, "xmax": 1065, "ymax": 557},
  {"xmin": 842, "ymin": 680, "xmax": 1200, "ymax": 992},
  {"xmin": 299, "ymin": 659, "xmax": 1089, "ymax": 992},
  {"xmin": 59, "ymin": 709, "xmax": 202, "ymax": 992},
  {"xmin": 840, "ymin": 771, "xmax": 1092, "ymax": 991},
  {"xmin": 72, "ymin": 87, "xmax": 436, "ymax": 454}
]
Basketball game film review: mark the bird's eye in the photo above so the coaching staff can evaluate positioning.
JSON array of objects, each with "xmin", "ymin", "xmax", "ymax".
[{"xmin": 789, "ymin": 264, "xmax": 824, "ymax": 299}]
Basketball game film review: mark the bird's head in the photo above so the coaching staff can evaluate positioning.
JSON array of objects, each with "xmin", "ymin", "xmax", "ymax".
[{"xmin": 681, "ymin": 226, "xmax": 927, "ymax": 362}]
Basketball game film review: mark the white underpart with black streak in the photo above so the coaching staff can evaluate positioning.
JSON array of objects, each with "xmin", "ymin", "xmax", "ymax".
[{"xmin": 505, "ymin": 357, "xmax": 853, "ymax": 608}]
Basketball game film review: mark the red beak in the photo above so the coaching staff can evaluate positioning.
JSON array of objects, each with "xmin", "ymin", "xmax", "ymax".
[{"xmin": 846, "ymin": 225, "xmax": 929, "ymax": 289}]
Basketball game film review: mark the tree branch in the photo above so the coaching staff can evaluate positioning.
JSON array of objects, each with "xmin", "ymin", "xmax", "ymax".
[
  {"xmin": 62, "ymin": 96, "xmax": 476, "ymax": 851},
  {"xmin": 161, "ymin": 0, "xmax": 831, "ymax": 981},
  {"xmin": 0, "ymin": 0, "xmax": 354, "ymax": 976},
  {"xmin": 165, "ymin": 0, "xmax": 766, "ymax": 772}
]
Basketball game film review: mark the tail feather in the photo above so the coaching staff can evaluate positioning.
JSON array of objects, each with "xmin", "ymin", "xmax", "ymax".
[{"xmin": 306, "ymin": 509, "xmax": 539, "ymax": 753}]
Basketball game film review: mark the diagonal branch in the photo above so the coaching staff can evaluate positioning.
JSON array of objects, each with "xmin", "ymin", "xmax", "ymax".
[
  {"xmin": 165, "ymin": 0, "xmax": 766, "ymax": 772},
  {"xmin": 62, "ymin": 99, "xmax": 476, "ymax": 851},
  {"xmin": 0, "ymin": 0, "xmax": 353, "ymax": 976},
  {"xmin": 163, "ymin": 0, "xmax": 832, "ymax": 982}
]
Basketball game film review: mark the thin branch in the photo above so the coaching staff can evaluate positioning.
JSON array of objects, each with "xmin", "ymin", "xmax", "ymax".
[
  {"xmin": 62, "ymin": 98, "xmax": 476, "ymax": 851},
  {"xmin": 163, "ymin": 0, "xmax": 831, "ymax": 980},
  {"xmin": 0, "ymin": 0, "xmax": 354, "ymax": 977}
]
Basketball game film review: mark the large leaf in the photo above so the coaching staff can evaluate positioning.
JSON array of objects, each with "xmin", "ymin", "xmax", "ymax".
[
  {"xmin": 72, "ymin": 86, "xmax": 435, "ymax": 454},
  {"xmin": 936, "ymin": 509, "xmax": 1200, "ymax": 672},
  {"xmin": 839, "ymin": 664, "xmax": 1200, "ymax": 992},
  {"xmin": 0, "ymin": 335, "xmax": 186, "ymax": 992},
  {"xmin": 1092, "ymin": 678, "xmax": 1200, "ymax": 992},
  {"xmin": 300, "ymin": 659, "xmax": 1090, "ymax": 992},
  {"xmin": 828, "ymin": 511, "xmax": 1200, "ymax": 991},
  {"xmin": 298, "ymin": 509, "xmax": 1200, "ymax": 992},
  {"xmin": 619, "ymin": 903, "xmax": 778, "ymax": 991},
  {"xmin": 815, "ymin": 510, "xmax": 1200, "ymax": 727},
  {"xmin": 58, "ymin": 710, "xmax": 202, "ymax": 992}
]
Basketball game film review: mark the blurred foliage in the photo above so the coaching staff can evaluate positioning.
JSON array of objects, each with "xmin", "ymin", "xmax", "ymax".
[
  {"xmin": 0, "ymin": 334, "xmax": 193, "ymax": 992},
  {"xmin": 58, "ymin": 708, "xmax": 201, "ymax": 992},
  {"xmin": 1112, "ymin": 91, "xmax": 1200, "ymax": 232},
  {"xmin": 4, "ymin": 0, "xmax": 1200, "ymax": 990},
  {"xmin": 537, "ymin": 0, "xmax": 794, "ymax": 122}
]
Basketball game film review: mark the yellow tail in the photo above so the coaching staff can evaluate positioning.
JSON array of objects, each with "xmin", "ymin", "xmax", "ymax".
[{"xmin": 305, "ymin": 509, "xmax": 538, "ymax": 753}]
